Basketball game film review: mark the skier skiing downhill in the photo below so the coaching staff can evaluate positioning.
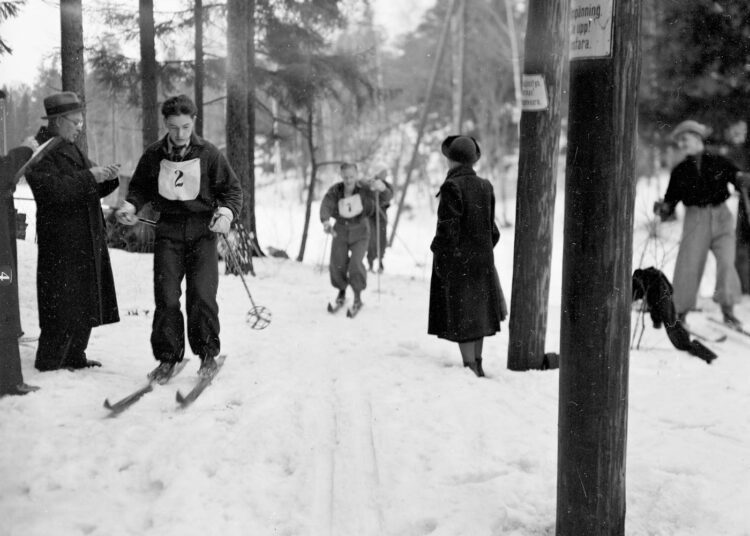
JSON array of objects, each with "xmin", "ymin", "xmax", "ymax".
[
  {"xmin": 320, "ymin": 162, "xmax": 387, "ymax": 316},
  {"xmin": 116, "ymin": 94, "xmax": 242, "ymax": 381}
]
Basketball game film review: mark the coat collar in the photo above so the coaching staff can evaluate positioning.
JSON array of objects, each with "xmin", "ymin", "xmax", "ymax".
[{"xmin": 446, "ymin": 164, "xmax": 477, "ymax": 180}]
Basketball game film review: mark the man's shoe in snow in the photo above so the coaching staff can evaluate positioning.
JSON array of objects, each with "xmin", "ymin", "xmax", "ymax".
[{"xmin": 722, "ymin": 306, "xmax": 742, "ymax": 329}]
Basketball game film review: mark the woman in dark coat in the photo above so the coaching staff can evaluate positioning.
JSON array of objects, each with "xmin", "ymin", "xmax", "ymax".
[
  {"xmin": 428, "ymin": 135, "xmax": 506, "ymax": 377},
  {"xmin": 25, "ymin": 92, "xmax": 121, "ymax": 371}
]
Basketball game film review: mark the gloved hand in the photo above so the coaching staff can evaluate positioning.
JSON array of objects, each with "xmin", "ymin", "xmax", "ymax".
[
  {"xmin": 371, "ymin": 179, "xmax": 387, "ymax": 192},
  {"xmin": 323, "ymin": 221, "xmax": 337, "ymax": 237},
  {"xmin": 653, "ymin": 200, "xmax": 674, "ymax": 221},
  {"xmin": 116, "ymin": 201, "xmax": 138, "ymax": 226},
  {"xmin": 209, "ymin": 206, "xmax": 233, "ymax": 234}
]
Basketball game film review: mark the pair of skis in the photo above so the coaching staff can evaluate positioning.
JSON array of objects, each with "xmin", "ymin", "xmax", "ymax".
[
  {"xmin": 103, "ymin": 355, "xmax": 226, "ymax": 416},
  {"xmin": 686, "ymin": 317, "xmax": 750, "ymax": 343},
  {"xmin": 327, "ymin": 300, "xmax": 363, "ymax": 318}
]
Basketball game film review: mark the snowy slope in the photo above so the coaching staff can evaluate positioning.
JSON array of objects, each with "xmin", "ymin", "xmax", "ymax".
[{"xmin": 1, "ymin": 178, "xmax": 749, "ymax": 536}]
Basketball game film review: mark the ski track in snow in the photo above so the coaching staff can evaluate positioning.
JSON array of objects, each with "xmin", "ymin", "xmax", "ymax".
[{"xmin": 2, "ymin": 180, "xmax": 750, "ymax": 535}]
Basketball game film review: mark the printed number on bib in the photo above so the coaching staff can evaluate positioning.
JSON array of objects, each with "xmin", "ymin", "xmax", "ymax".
[
  {"xmin": 158, "ymin": 158, "xmax": 201, "ymax": 201},
  {"xmin": 338, "ymin": 194, "xmax": 363, "ymax": 218}
]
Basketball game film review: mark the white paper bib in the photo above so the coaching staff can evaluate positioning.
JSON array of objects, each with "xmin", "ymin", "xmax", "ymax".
[
  {"xmin": 338, "ymin": 193, "xmax": 363, "ymax": 218},
  {"xmin": 158, "ymin": 158, "xmax": 201, "ymax": 201}
]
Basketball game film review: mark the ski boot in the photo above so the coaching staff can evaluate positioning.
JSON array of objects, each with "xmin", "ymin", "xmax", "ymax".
[
  {"xmin": 336, "ymin": 289, "xmax": 346, "ymax": 306},
  {"xmin": 721, "ymin": 305, "xmax": 742, "ymax": 329},
  {"xmin": 148, "ymin": 361, "xmax": 176, "ymax": 384},
  {"xmin": 198, "ymin": 355, "xmax": 219, "ymax": 379}
]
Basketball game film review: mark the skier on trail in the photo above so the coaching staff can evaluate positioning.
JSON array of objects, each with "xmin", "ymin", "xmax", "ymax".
[
  {"xmin": 365, "ymin": 168, "xmax": 394, "ymax": 273},
  {"xmin": 320, "ymin": 162, "xmax": 387, "ymax": 314},
  {"xmin": 654, "ymin": 119, "xmax": 750, "ymax": 328},
  {"xmin": 116, "ymin": 94, "xmax": 243, "ymax": 381}
]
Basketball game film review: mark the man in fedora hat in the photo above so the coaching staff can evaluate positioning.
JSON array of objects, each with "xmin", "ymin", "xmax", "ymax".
[
  {"xmin": 24, "ymin": 91, "xmax": 121, "ymax": 371},
  {"xmin": 654, "ymin": 119, "xmax": 750, "ymax": 328}
]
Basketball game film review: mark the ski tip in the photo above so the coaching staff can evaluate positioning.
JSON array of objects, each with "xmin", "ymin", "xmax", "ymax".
[
  {"xmin": 327, "ymin": 303, "xmax": 334, "ymax": 313},
  {"xmin": 103, "ymin": 399, "xmax": 113, "ymax": 410},
  {"xmin": 175, "ymin": 390, "xmax": 186, "ymax": 404}
]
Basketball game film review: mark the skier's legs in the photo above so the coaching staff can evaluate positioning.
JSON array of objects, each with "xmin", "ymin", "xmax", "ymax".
[
  {"xmin": 735, "ymin": 200, "xmax": 750, "ymax": 293},
  {"xmin": 152, "ymin": 223, "xmax": 187, "ymax": 362},
  {"xmin": 672, "ymin": 206, "xmax": 711, "ymax": 314},
  {"xmin": 348, "ymin": 237, "xmax": 369, "ymax": 293},
  {"xmin": 329, "ymin": 233, "xmax": 350, "ymax": 291},
  {"xmin": 366, "ymin": 216, "xmax": 377, "ymax": 268},
  {"xmin": 35, "ymin": 324, "xmax": 66, "ymax": 370},
  {"xmin": 185, "ymin": 230, "xmax": 220, "ymax": 358},
  {"xmin": 710, "ymin": 204, "xmax": 742, "ymax": 307}
]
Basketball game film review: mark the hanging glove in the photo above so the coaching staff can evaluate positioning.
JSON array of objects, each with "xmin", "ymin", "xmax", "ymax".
[
  {"xmin": 115, "ymin": 201, "xmax": 138, "ymax": 226},
  {"xmin": 209, "ymin": 206, "xmax": 233, "ymax": 234}
]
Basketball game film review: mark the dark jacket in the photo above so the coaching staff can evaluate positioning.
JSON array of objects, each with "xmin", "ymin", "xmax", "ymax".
[
  {"xmin": 126, "ymin": 133, "xmax": 243, "ymax": 220},
  {"xmin": 428, "ymin": 164, "xmax": 505, "ymax": 342},
  {"xmin": 319, "ymin": 182, "xmax": 377, "ymax": 243},
  {"xmin": 663, "ymin": 152, "xmax": 739, "ymax": 214},
  {"xmin": 25, "ymin": 127, "xmax": 120, "ymax": 330}
]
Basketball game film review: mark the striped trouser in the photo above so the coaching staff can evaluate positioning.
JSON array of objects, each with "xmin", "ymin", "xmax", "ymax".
[{"xmin": 672, "ymin": 203, "xmax": 742, "ymax": 314}]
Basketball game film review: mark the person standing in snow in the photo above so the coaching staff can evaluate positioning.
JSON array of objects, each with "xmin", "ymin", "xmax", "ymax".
[
  {"xmin": 116, "ymin": 94, "xmax": 242, "ymax": 381},
  {"xmin": 716, "ymin": 119, "xmax": 750, "ymax": 295},
  {"xmin": 364, "ymin": 168, "xmax": 394, "ymax": 273},
  {"xmin": 654, "ymin": 119, "xmax": 750, "ymax": 328},
  {"xmin": 320, "ymin": 162, "xmax": 386, "ymax": 310},
  {"xmin": 25, "ymin": 92, "xmax": 121, "ymax": 371},
  {"xmin": 428, "ymin": 135, "xmax": 506, "ymax": 377}
]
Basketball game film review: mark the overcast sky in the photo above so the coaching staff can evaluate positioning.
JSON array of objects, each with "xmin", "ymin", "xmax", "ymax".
[{"xmin": 0, "ymin": 0, "xmax": 435, "ymax": 88}]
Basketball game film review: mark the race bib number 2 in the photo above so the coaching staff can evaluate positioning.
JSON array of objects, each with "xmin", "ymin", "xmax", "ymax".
[
  {"xmin": 338, "ymin": 194, "xmax": 363, "ymax": 218},
  {"xmin": 158, "ymin": 158, "xmax": 201, "ymax": 201}
]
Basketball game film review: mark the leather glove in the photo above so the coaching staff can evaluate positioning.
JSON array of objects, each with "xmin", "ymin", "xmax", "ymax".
[
  {"xmin": 116, "ymin": 201, "xmax": 138, "ymax": 226},
  {"xmin": 209, "ymin": 206, "xmax": 233, "ymax": 234},
  {"xmin": 653, "ymin": 200, "xmax": 674, "ymax": 221}
]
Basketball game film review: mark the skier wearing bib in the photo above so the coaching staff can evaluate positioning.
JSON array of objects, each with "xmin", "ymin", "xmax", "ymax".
[
  {"xmin": 320, "ymin": 162, "xmax": 386, "ymax": 310},
  {"xmin": 116, "ymin": 94, "xmax": 242, "ymax": 380}
]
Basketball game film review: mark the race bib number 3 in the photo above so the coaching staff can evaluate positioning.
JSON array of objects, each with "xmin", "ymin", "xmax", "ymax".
[
  {"xmin": 158, "ymin": 158, "xmax": 201, "ymax": 201},
  {"xmin": 338, "ymin": 194, "xmax": 363, "ymax": 218}
]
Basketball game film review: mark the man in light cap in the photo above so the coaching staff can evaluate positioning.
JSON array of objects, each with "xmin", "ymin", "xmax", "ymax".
[
  {"xmin": 654, "ymin": 119, "xmax": 750, "ymax": 328},
  {"xmin": 25, "ymin": 91, "xmax": 121, "ymax": 371}
]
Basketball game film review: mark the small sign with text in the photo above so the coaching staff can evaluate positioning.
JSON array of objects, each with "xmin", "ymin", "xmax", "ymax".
[
  {"xmin": 521, "ymin": 74, "xmax": 548, "ymax": 111},
  {"xmin": 570, "ymin": 0, "xmax": 614, "ymax": 60}
]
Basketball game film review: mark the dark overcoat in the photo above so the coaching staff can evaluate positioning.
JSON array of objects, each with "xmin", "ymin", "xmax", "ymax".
[
  {"xmin": 25, "ymin": 130, "xmax": 120, "ymax": 331},
  {"xmin": 428, "ymin": 164, "xmax": 505, "ymax": 342}
]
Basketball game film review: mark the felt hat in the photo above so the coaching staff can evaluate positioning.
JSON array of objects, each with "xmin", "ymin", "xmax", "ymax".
[
  {"xmin": 671, "ymin": 120, "xmax": 710, "ymax": 141},
  {"xmin": 42, "ymin": 92, "xmax": 85, "ymax": 119},
  {"xmin": 441, "ymin": 135, "xmax": 481, "ymax": 165}
]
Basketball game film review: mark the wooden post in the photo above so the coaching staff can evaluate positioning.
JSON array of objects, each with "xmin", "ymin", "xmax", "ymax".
[
  {"xmin": 139, "ymin": 0, "xmax": 159, "ymax": 147},
  {"xmin": 557, "ymin": 1, "xmax": 641, "ymax": 534},
  {"xmin": 507, "ymin": 0, "xmax": 568, "ymax": 371}
]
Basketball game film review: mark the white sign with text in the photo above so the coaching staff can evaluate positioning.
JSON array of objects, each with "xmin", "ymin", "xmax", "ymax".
[
  {"xmin": 570, "ymin": 0, "xmax": 614, "ymax": 60},
  {"xmin": 521, "ymin": 74, "xmax": 548, "ymax": 111}
]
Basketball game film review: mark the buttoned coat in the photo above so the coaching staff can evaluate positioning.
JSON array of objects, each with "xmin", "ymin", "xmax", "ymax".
[{"xmin": 25, "ymin": 129, "xmax": 120, "ymax": 331}]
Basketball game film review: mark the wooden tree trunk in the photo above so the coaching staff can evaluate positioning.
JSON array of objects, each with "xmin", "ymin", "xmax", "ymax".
[
  {"xmin": 507, "ymin": 0, "xmax": 568, "ymax": 371},
  {"xmin": 60, "ymin": 0, "xmax": 87, "ymax": 154},
  {"xmin": 557, "ymin": 1, "xmax": 642, "ymax": 534},
  {"xmin": 450, "ymin": 0, "xmax": 465, "ymax": 133},
  {"xmin": 296, "ymin": 105, "xmax": 316, "ymax": 262},
  {"xmin": 194, "ymin": 0, "xmax": 204, "ymax": 137},
  {"xmin": 139, "ymin": 0, "xmax": 159, "ymax": 147},
  {"xmin": 244, "ymin": 0, "xmax": 261, "ymax": 254},
  {"xmin": 226, "ymin": 0, "xmax": 250, "ymax": 242}
]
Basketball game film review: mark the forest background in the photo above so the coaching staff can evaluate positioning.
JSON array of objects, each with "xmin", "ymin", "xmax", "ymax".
[{"xmin": 1, "ymin": 0, "xmax": 750, "ymax": 259}]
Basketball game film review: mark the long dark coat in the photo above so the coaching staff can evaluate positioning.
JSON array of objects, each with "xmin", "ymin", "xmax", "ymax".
[
  {"xmin": 25, "ymin": 130, "xmax": 120, "ymax": 331},
  {"xmin": 428, "ymin": 164, "xmax": 505, "ymax": 342}
]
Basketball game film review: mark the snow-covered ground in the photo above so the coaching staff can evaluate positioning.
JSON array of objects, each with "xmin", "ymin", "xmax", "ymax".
[{"xmin": 1, "ymin": 175, "xmax": 749, "ymax": 536}]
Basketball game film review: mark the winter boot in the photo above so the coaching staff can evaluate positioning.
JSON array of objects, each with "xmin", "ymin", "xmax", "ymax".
[
  {"xmin": 353, "ymin": 291, "xmax": 362, "ymax": 308},
  {"xmin": 198, "ymin": 355, "xmax": 219, "ymax": 378},
  {"xmin": 475, "ymin": 358, "xmax": 485, "ymax": 378},
  {"xmin": 721, "ymin": 305, "xmax": 742, "ymax": 329},
  {"xmin": 148, "ymin": 361, "xmax": 176, "ymax": 384},
  {"xmin": 336, "ymin": 289, "xmax": 346, "ymax": 305}
]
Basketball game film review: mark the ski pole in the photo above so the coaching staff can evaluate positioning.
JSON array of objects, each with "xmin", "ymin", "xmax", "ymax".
[
  {"xmin": 317, "ymin": 232, "xmax": 330, "ymax": 274},
  {"xmin": 375, "ymin": 189, "xmax": 381, "ymax": 299},
  {"xmin": 137, "ymin": 217, "xmax": 271, "ymax": 329},
  {"xmin": 220, "ymin": 234, "xmax": 272, "ymax": 329}
]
